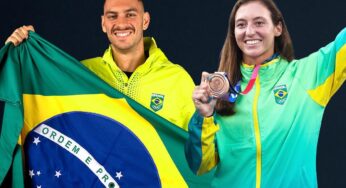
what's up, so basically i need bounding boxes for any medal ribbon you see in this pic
[232,53,279,96]
[239,64,260,95]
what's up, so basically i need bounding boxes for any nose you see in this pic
[115,16,128,27]
[245,25,255,36]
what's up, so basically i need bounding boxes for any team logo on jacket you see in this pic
[273,85,288,105]
[150,93,164,111]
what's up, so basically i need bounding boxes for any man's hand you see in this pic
[5,25,35,46]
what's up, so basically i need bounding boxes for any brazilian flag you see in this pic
[0,32,214,188]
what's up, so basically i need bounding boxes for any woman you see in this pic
[185,0,346,187]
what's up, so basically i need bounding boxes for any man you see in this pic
[6,0,195,130]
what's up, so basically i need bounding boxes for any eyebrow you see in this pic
[105,8,139,15]
[253,16,266,21]
[125,8,139,13]
[235,16,266,22]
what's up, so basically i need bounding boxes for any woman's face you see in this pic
[234,1,282,64]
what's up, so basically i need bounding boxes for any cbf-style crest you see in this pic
[150,93,164,111]
[273,85,288,105]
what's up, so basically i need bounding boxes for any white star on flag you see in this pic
[55,170,62,178]
[37,171,41,176]
[37,185,41,188]
[29,170,35,178]
[115,171,123,180]
[33,137,41,145]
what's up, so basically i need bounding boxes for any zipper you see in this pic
[253,76,262,188]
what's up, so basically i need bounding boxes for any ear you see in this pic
[274,21,282,37]
[143,12,150,31]
[101,15,107,33]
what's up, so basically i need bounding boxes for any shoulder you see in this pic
[148,48,189,73]
[152,57,192,78]
[81,57,103,66]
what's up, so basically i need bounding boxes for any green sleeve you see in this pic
[185,111,219,175]
[292,27,346,106]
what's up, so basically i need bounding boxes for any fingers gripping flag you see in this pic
[0,33,214,188]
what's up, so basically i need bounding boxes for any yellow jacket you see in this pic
[82,37,195,130]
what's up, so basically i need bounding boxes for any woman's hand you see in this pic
[192,72,217,117]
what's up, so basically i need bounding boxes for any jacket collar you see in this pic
[101,37,167,74]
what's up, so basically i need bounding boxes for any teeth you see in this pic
[115,32,131,37]
[246,40,260,45]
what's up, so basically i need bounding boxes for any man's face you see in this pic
[102,0,150,53]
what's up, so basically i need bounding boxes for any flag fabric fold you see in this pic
[0,32,213,188]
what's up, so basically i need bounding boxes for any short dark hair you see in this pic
[103,0,145,10]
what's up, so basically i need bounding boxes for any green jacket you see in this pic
[186,27,346,188]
